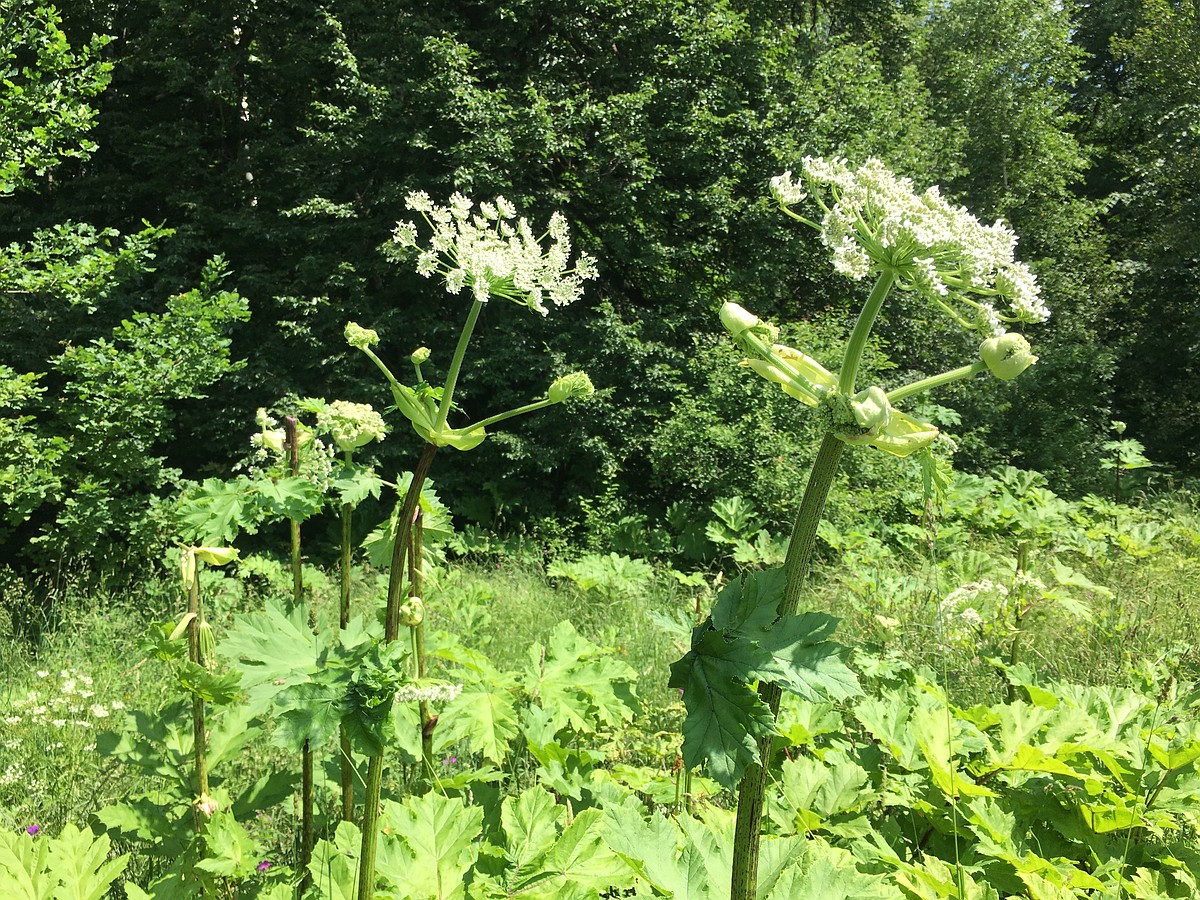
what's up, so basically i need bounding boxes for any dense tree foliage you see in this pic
[2,0,1196,582]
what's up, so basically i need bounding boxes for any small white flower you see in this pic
[89,704,109,719]
[959,607,984,628]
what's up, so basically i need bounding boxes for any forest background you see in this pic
[3,0,1198,594]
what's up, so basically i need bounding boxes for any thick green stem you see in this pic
[470,396,556,431]
[838,270,895,395]
[409,512,435,787]
[285,416,314,892]
[339,464,356,820]
[384,444,438,641]
[357,755,385,900]
[187,574,209,834]
[730,432,846,900]
[433,300,486,434]
[358,443,439,900]
[301,740,314,886]
[887,361,987,405]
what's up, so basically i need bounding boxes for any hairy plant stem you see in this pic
[285,417,315,896]
[187,573,209,834]
[358,442,439,900]
[729,431,845,900]
[407,512,436,788]
[730,269,895,900]
[339,493,355,821]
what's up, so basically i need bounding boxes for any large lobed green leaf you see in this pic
[670,568,860,789]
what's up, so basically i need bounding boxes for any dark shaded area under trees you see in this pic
[2,0,1197,586]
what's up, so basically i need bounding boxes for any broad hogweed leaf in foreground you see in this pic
[0,824,130,900]
[670,568,860,789]
[375,794,482,900]
[670,626,778,789]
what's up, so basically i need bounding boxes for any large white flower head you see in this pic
[389,192,598,316]
[771,157,1049,335]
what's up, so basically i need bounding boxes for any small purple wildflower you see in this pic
[442,756,458,766]
[257,860,271,872]
[26,825,40,835]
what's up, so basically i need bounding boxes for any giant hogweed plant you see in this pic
[345,191,597,899]
[668,157,1050,900]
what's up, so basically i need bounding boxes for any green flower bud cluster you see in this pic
[317,400,387,453]
[345,322,379,350]
[979,333,1037,381]
[548,372,595,403]
[398,597,424,627]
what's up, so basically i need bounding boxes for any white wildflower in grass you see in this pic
[958,607,985,629]
[394,682,463,704]
[936,579,1012,646]
[771,157,1049,336]
[389,191,598,316]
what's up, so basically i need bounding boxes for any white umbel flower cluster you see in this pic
[390,191,598,316]
[394,682,463,704]
[770,157,1049,335]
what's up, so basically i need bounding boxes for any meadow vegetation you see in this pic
[6,3,1200,898]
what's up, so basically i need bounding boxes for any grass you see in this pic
[2,482,1200,884]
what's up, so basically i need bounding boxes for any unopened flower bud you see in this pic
[980,333,1037,381]
[548,372,595,403]
[197,793,218,817]
[851,386,892,431]
[399,597,424,627]
[345,322,380,350]
[410,347,431,365]
[719,302,759,337]
[260,429,285,453]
